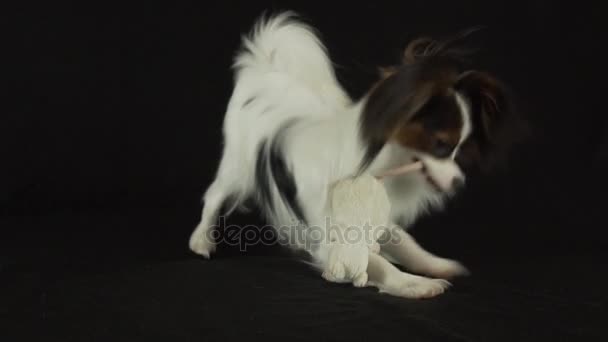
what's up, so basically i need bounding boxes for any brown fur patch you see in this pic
[389,92,463,158]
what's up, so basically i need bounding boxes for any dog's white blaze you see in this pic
[452,91,472,158]
[418,92,471,192]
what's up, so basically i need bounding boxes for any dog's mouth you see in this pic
[413,157,442,192]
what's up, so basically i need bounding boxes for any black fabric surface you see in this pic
[3,1,608,341]
[3,210,607,341]
[6,255,608,342]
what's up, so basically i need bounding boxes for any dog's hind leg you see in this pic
[189,181,229,258]
[189,147,248,258]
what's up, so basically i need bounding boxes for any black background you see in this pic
[3,1,607,341]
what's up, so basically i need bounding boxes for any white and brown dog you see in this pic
[189,12,519,298]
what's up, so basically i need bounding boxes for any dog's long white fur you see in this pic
[189,12,471,298]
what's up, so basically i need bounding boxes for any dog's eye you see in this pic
[432,138,454,159]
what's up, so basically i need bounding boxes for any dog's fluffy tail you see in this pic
[233,11,351,107]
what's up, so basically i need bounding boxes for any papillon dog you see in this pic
[189,12,520,298]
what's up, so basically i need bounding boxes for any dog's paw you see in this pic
[189,226,216,258]
[393,276,451,299]
[424,258,470,279]
[322,243,369,285]
[375,275,452,299]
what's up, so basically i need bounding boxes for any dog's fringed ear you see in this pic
[456,70,506,143]
[358,67,436,173]
[455,70,527,170]
[403,27,485,65]
[403,37,436,64]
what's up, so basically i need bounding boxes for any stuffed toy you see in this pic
[321,161,423,286]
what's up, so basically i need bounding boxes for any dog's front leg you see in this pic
[366,252,452,299]
[379,225,470,279]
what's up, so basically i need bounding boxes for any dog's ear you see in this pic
[403,27,484,65]
[361,67,436,142]
[455,70,528,170]
[358,66,437,173]
[403,37,436,64]
[456,70,507,145]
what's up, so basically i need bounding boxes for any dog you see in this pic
[189,12,520,298]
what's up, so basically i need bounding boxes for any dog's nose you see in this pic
[451,177,465,191]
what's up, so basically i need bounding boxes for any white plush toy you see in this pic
[321,161,423,286]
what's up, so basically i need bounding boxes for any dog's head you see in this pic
[359,31,524,194]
